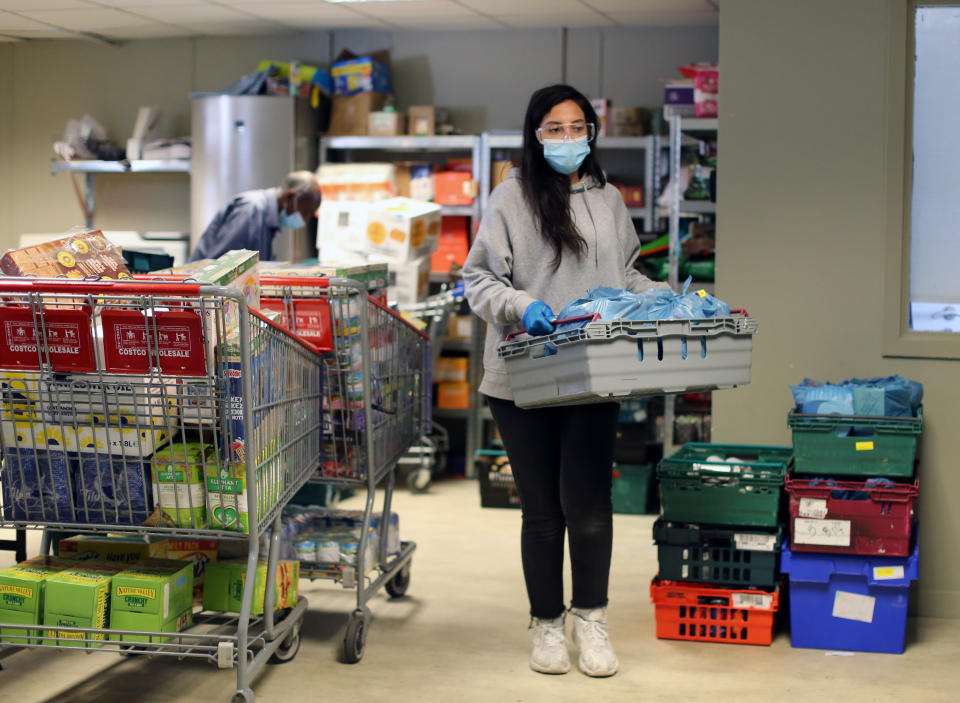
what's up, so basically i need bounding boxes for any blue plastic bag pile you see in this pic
[554,277,731,333]
[790,376,923,417]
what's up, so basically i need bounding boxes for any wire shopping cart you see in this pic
[395,283,465,492]
[0,278,324,703]
[260,275,430,663]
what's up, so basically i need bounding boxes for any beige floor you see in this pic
[0,477,957,703]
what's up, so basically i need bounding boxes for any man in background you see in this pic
[190,170,321,261]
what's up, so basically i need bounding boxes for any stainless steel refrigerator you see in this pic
[190,95,319,262]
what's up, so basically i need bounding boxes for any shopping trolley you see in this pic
[395,283,464,492]
[260,275,430,662]
[0,277,324,703]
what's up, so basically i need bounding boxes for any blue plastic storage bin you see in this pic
[780,540,918,653]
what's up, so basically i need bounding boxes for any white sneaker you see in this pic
[570,607,619,677]
[529,615,570,674]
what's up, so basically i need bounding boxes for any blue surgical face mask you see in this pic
[543,137,591,175]
[280,210,306,229]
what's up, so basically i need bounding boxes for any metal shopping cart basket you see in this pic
[260,275,430,662]
[0,277,324,703]
[394,283,464,492]
[498,312,758,409]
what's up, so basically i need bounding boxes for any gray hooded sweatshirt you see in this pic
[463,170,670,401]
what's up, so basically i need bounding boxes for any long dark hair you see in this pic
[520,84,606,270]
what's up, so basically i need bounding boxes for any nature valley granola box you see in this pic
[42,561,125,648]
[109,559,193,643]
[57,535,168,564]
[0,556,77,644]
[202,559,298,615]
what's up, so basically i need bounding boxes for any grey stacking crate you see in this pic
[498,317,758,409]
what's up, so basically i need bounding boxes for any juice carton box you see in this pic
[202,559,298,615]
[43,561,126,647]
[165,539,218,606]
[58,535,168,564]
[0,556,77,644]
[109,559,194,643]
[151,442,214,528]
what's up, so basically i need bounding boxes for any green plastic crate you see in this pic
[612,464,654,514]
[653,519,783,588]
[657,443,792,527]
[787,407,922,478]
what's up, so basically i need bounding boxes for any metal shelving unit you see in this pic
[50,159,191,229]
[663,114,719,457]
[319,135,485,478]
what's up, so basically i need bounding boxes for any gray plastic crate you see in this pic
[498,317,757,409]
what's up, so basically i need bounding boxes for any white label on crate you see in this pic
[794,518,851,546]
[799,497,829,519]
[832,591,876,623]
[732,593,773,610]
[693,462,733,473]
[681,564,689,579]
[873,566,905,581]
[734,533,777,552]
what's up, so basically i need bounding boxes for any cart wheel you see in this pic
[385,562,411,599]
[342,612,367,664]
[230,688,254,703]
[407,467,431,493]
[269,622,301,665]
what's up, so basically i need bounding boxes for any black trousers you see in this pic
[487,395,619,619]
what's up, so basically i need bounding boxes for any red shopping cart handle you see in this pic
[505,313,600,342]
[0,277,204,295]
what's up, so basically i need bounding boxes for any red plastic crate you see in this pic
[786,474,918,556]
[650,578,780,646]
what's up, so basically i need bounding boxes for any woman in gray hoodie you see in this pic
[463,84,668,678]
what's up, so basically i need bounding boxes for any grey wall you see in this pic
[0,25,717,247]
[717,0,958,617]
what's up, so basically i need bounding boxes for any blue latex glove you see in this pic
[522,301,556,336]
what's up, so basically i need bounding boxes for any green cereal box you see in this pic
[109,559,194,643]
[202,559,298,615]
[152,442,214,528]
[43,562,126,648]
[58,535,168,563]
[0,556,77,644]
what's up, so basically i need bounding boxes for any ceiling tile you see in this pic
[92,1,222,6]
[173,19,278,36]
[456,0,587,15]
[97,23,197,39]
[585,0,717,19]
[0,1,95,9]
[347,0,479,20]
[607,10,717,26]
[0,13,62,30]
[19,8,159,30]
[234,2,387,27]
[120,5,253,22]
[387,16,503,29]
[499,14,614,28]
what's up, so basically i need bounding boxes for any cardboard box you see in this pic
[664,81,696,117]
[445,315,473,341]
[0,230,131,279]
[394,162,433,201]
[430,215,469,273]
[364,197,441,263]
[317,162,395,202]
[433,171,476,206]
[0,556,77,644]
[490,161,513,192]
[590,98,609,137]
[202,559,299,615]
[387,256,430,305]
[368,111,406,136]
[58,535,168,563]
[190,249,260,334]
[110,559,194,643]
[610,107,651,137]
[165,539,218,606]
[331,52,391,96]
[408,106,436,136]
[694,69,718,118]
[317,200,370,256]
[152,442,213,528]
[435,357,468,383]
[437,382,470,409]
[2,419,171,458]
[328,93,388,136]
[43,562,126,647]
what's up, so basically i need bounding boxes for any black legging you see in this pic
[486,395,619,620]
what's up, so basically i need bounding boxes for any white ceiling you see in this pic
[0,0,718,42]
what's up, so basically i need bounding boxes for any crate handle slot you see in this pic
[657,338,664,361]
[700,337,707,358]
[681,337,687,360]
[637,339,643,362]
